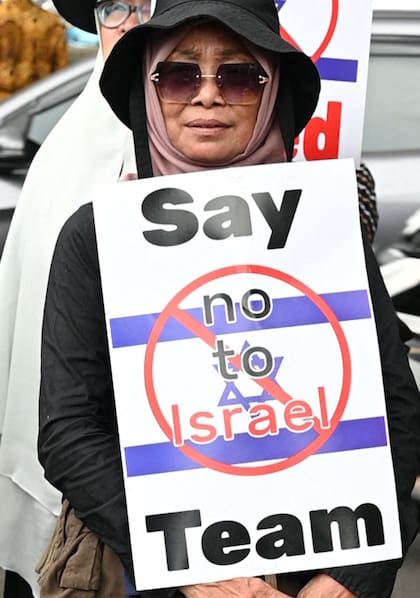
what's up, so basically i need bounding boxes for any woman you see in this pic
[38,1,420,597]
[53,0,153,58]
[0,2,151,596]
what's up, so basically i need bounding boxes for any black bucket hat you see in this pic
[52,0,97,33]
[100,0,321,175]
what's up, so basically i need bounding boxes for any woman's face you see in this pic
[99,0,152,58]
[159,23,264,164]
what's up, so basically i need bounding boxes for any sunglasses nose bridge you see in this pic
[192,73,225,105]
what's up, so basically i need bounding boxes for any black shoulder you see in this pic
[57,202,95,244]
[53,202,99,274]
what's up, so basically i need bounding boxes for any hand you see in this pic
[297,574,358,597]
[181,577,293,598]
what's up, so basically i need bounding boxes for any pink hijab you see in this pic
[144,22,286,176]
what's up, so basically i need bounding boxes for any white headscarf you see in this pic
[0,51,134,595]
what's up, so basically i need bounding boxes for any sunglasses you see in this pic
[95,1,151,28]
[150,61,269,105]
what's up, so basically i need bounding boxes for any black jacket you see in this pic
[39,203,420,598]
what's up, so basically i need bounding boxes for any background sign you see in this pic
[93,159,400,590]
[276,0,373,163]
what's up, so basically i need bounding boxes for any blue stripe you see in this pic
[110,290,371,348]
[124,417,387,476]
[316,57,359,82]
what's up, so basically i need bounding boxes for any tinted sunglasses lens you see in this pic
[151,62,267,104]
[218,64,266,104]
[154,62,200,102]
[98,2,129,27]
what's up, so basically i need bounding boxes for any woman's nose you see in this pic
[191,76,226,107]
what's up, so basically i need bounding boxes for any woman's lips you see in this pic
[187,119,229,131]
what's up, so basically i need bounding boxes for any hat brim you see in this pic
[53,0,97,33]
[100,1,320,137]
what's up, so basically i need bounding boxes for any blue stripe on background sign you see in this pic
[110,289,371,348]
[316,57,358,82]
[124,416,387,476]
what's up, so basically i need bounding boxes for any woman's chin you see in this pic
[183,146,241,165]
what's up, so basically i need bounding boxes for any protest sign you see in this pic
[93,159,400,590]
[276,0,373,163]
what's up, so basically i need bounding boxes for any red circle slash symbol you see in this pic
[144,265,351,476]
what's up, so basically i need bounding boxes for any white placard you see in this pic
[277,0,373,164]
[93,159,400,590]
